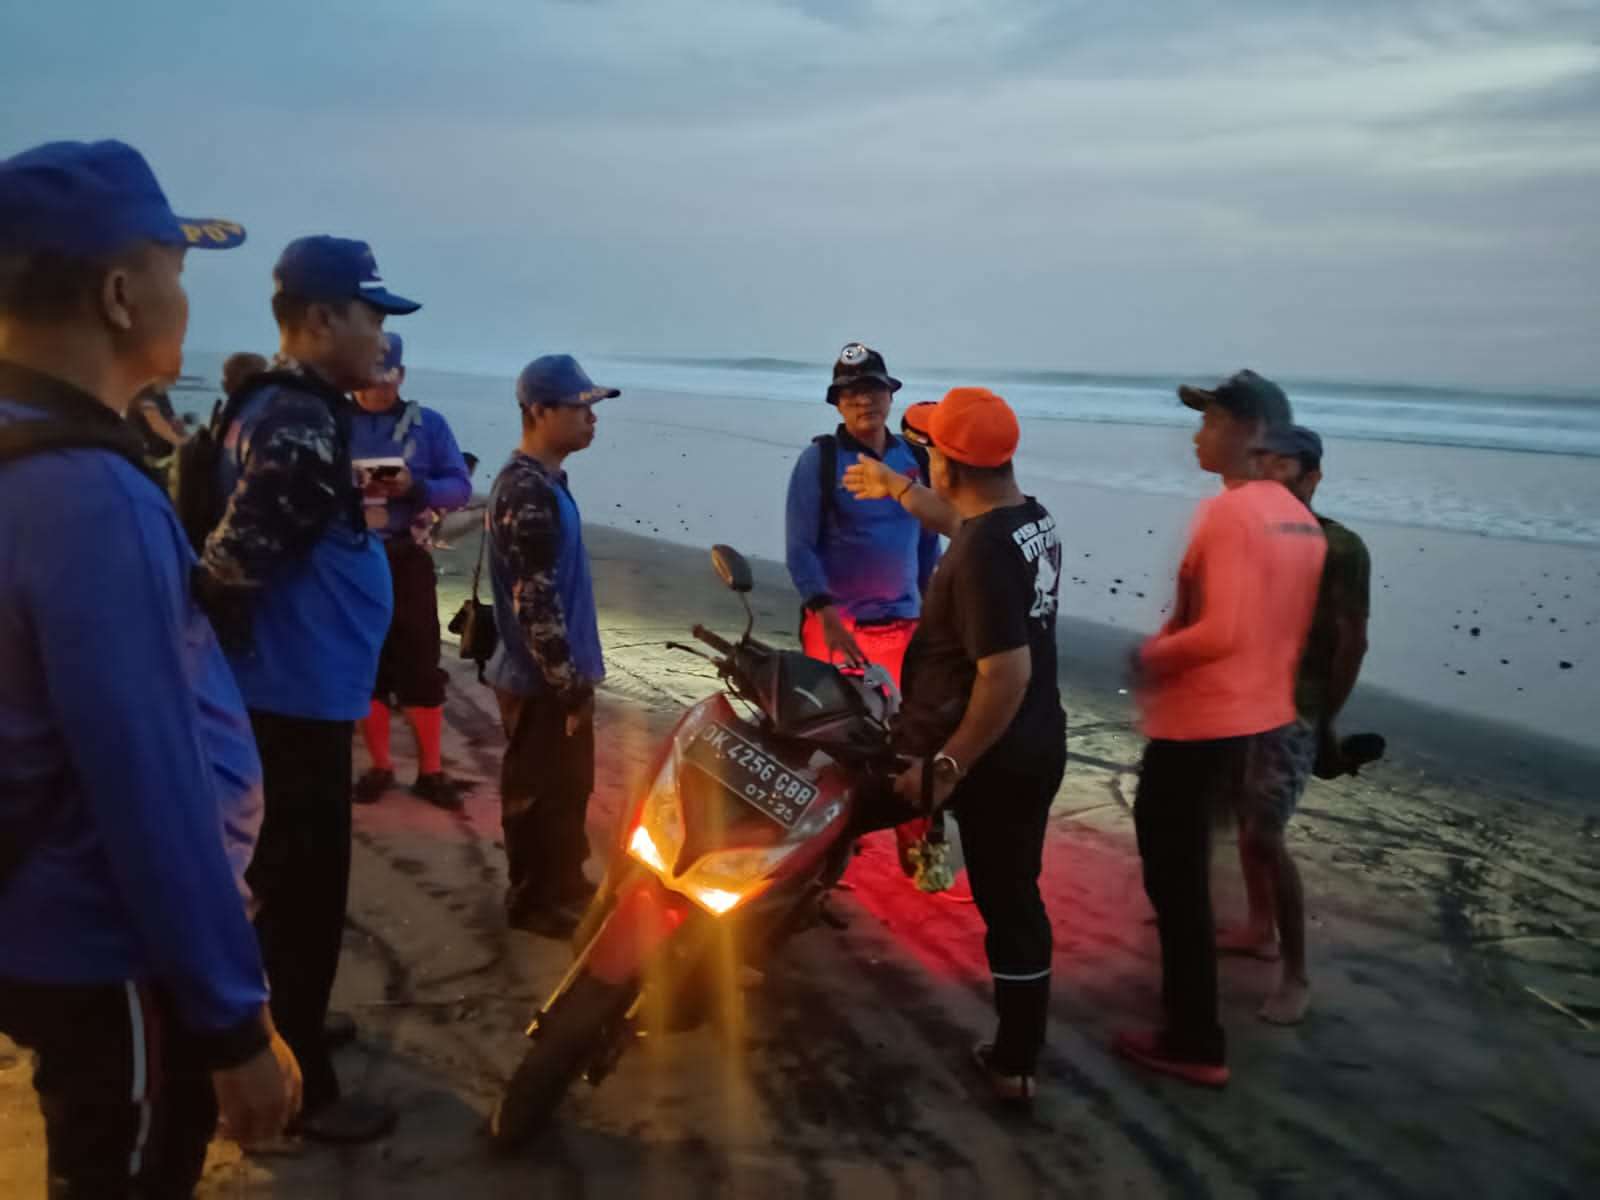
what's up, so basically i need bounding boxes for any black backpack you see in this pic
[801,431,930,635]
[171,369,362,556]
[0,411,155,892]
[812,430,929,535]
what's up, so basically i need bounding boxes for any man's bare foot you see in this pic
[1259,975,1311,1025]
[1216,925,1280,961]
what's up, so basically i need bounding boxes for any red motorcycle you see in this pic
[489,545,903,1150]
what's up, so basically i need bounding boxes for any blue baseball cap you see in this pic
[1255,424,1323,468]
[516,355,619,409]
[273,236,420,315]
[0,139,245,257]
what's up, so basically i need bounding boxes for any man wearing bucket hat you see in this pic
[861,388,1067,1107]
[786,342,942,875]
[198,234,422,1143]
[0,139,299,1192]
[785,341,940,682]
[484,355,616,938]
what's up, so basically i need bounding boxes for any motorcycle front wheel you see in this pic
[488,971,634,1153]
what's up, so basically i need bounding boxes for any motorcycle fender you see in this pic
[585,875,691,985]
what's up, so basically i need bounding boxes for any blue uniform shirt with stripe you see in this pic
[785,428,941,621]
[0,391,268,1039]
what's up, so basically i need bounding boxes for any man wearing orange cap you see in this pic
[847,388,1066,1106]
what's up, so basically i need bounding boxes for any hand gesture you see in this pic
[819,606,868,668]
[893,758,956,813]
[841,457,902,501]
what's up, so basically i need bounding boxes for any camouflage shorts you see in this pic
[1241,719,1316,835]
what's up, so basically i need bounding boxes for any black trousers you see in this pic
[372,540,446,708]
[949,741,1067,1076]
[245,711,353,1113]
[0,978,216,1198]
[495,689,593,917]
[1133,737,1249,1066]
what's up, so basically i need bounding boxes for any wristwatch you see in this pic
[932,752,964,784]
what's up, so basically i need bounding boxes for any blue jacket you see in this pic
[203,363,392,721]
[785,427,940,621]
[0,369,268,1055]
[484,452,604,704]
[348,398,471,541]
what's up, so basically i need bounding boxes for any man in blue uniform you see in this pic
[0,139,299,1195]
[349,332,472,808]
[201,235,417,1143]
[484,355,612,938]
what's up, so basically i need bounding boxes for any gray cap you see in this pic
[1179,369,1293,428]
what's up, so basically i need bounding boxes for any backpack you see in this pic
[0,412,155,892]
[172,368,364,557]
[812,431,929,535]
[801,432,930,636]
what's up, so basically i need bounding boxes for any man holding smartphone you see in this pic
[350,333,472,809]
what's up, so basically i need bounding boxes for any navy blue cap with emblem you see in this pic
[0,139,245,256]
[516,355,620,409]
[1255,423,1323,469]
[273,236,420,315]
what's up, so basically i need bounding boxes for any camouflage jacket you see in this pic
[486,453,601,709]
[201,356,358,588]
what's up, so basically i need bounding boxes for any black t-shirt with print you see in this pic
[896,497,1065,765]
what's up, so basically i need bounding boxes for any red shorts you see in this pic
[799,612,916,688]
[800,612,926,851]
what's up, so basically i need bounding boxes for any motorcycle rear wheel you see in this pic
[488,972,633,1153]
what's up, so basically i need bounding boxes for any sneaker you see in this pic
[971,1042,1036,1108]
[295,1094,398,1145]
[412,772,465,812]
[507,904,580,940]
[352,768,394,806]
[1112,1030,1230,1089]
[556,872,599,907]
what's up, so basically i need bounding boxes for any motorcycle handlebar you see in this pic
[691,624,735,656]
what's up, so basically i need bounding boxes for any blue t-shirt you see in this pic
[785,428,941,621]
[0,380,267,1037]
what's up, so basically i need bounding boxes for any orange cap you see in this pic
[905,388,1018,467]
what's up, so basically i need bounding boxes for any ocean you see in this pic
[175,352,1600,548]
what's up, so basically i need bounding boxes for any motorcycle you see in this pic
[489,544,906,1150]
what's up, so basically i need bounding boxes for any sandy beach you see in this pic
[387,373,1600,754]
[3,517,1595,1197]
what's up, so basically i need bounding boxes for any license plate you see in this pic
[684,722,819,829]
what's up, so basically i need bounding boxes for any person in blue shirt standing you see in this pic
[349,332,472,809]
[786,342,940,685]
[0,139,300,1195]
[786,342,941,872]
[199,235,418,1144]
[484,355,613,939]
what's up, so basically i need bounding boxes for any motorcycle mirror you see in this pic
[710,544,754,594]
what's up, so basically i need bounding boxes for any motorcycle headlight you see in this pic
[627,755,686,875]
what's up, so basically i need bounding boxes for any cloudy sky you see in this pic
[4,0,1597,390]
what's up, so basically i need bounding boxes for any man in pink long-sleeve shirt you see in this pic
[1114,370,1325,1088]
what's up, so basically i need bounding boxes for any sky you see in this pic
[3,0,1598,391]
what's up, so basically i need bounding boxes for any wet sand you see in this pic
[1,524,1596,1197]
